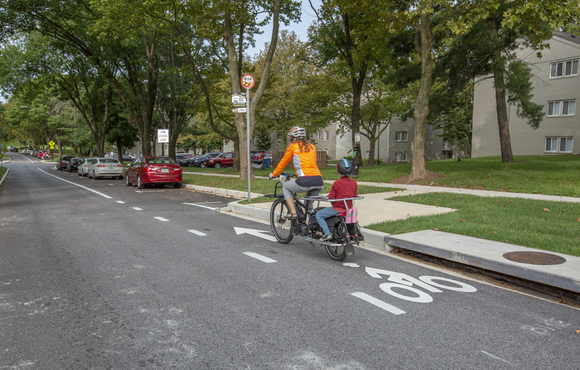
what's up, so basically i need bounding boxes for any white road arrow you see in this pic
[234,227,278,242]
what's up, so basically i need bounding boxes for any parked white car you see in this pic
[88,158,124,179]
[78,158,96,177]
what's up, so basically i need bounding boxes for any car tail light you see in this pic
[116,164,121,167]
[97,164,105,167]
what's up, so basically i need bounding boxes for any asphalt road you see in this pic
[1,153,579,369]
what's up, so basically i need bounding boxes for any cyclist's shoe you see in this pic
[320,234,333,242]
[285,213,299,219]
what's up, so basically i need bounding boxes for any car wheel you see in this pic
[200,162,206,168]
[119,175,124,180]
[137,175,144,189]
[214,162,221,168]
[125,174,132,186]
[174,182,182,189]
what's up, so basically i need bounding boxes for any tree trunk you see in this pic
[116,137,123,165]
[368,134,376,166]
[408,11,434,182]
[492,55,514,163]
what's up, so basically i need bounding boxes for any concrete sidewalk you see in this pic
[186,179,580,298]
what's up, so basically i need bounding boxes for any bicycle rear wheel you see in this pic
[325,221,348,261]
[270,198,293,244]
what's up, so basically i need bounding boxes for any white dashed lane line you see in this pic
[188,230,207,236]
[133,207,143,211]
[154,217,170,222]
[243,252,277,264]
[117,200,125,204]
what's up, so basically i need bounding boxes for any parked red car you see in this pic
[205,152,234,168]
[252,151,266,163]
[125,156,182,189]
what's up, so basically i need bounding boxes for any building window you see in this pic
[318,130,330,141]
[546,137,573,153]
[395,131,408,141]
[395,152,407,162]
[548,100,575,116]
[324,130,329,141]
[550,60,579,78]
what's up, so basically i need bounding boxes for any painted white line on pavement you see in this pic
[351,292,406,315]
[154,217,169,222]
[183,202,220,211]
[39,168,112,199]
[117,201,125,204]
[188,230,207,236]
[243,252,277,264]
[133,207,143,211]
[481,351,514,365]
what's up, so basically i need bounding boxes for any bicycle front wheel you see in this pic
[270,198,293,244]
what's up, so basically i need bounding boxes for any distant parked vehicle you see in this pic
[56,155,75,170]
[108,154,136,162]
[125,156,182,189]
[67,158,84,172]
[198,152,223,168]
[176,153,196,167]
[88,158,124,179]
[205,152,234,168]
[252,151,266,163]
[78,158,96,176]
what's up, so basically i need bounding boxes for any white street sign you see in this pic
[158,129,169,143]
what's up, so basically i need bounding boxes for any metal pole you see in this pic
[246,87,251,201]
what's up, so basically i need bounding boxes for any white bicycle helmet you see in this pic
[288,126,306,139]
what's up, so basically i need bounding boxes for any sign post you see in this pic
[241,74,255,201]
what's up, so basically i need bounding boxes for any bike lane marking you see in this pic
[350,292,406,315]
[243,252,277,264]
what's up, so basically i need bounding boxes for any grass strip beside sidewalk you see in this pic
[182,173,396,201]
[369,193,580,256]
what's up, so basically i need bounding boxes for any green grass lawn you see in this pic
[0,166,7,177]
[369,193,580,256]
[181,172,393,200]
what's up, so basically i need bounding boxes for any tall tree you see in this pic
[308,0,396,166]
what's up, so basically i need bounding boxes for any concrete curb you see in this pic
[0,168,9,188]
[182,184,263,200]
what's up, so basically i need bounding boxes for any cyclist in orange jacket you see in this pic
[269,126,324,219]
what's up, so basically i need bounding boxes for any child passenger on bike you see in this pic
[316,158,357,242]
[268,126,324,219]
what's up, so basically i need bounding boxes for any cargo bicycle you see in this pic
[267,173,364,261]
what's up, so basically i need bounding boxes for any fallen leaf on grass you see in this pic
[562,209,567,212]
[460,219,466,223]
[433,228,439,231]
[543,208,550,212]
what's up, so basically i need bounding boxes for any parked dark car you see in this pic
[67,157,84,172]
[176,153,196,167]
[125,156,182,189]
[206,152,234,168]
[198,152,223,168]
[56,155,76,170]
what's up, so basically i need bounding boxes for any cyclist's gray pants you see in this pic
[282,179,323,201]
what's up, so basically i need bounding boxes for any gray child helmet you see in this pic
[336,158,354,176]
